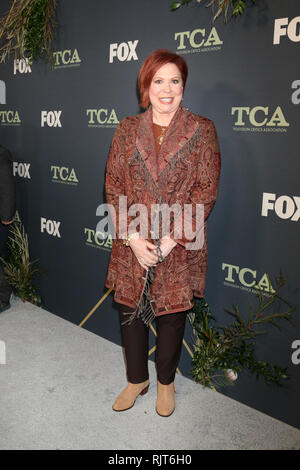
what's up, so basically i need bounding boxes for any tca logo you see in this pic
[13,162,31,179]
[231,106,289,127]
[174,27,223,50]
[51,166,79,183]
[41,218,61,238]
[13,58,32,75]
[109,40,138,63]
[273,16,300,44]
[0,111,21,124]
[85,228,112,249]
[262,193,300,222]
[53,49,81,67]
[41,111,62,127]
[222,263,275,293]
[86,109,119,125]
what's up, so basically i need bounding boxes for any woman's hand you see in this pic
[1,219,14,225]
[129,238,159,270]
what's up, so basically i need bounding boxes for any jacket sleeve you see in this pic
[169,120,221,248]
[105,119,135,239]
[0,147,16,222]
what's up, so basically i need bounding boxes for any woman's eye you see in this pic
[154,80,162,84]
[173,80,179,84]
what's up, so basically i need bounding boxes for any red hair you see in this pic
[138,49,188,109]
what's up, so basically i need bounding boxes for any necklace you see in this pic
[158,126,167,145]
[155,124,168,146]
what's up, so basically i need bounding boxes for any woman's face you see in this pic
[148,62,183,118]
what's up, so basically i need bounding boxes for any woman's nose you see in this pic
[163,82,171,92]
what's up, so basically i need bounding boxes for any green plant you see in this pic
[0,0,58,64]
[0,222,43,304]
[188,269,295,390]
[171,0,258,22]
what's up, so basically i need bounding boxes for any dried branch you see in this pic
[171,0,258,22]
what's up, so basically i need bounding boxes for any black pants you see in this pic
[119,304,189,385]
[0,224,12,304]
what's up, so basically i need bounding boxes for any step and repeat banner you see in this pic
[0,0,299,428]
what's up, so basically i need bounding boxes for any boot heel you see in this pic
[140,384,149,396]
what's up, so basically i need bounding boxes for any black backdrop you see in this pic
[0,0,299,429]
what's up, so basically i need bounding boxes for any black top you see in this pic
[0,145,16,222]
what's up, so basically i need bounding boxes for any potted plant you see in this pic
[188,270,295,390]
[0,221,42,304]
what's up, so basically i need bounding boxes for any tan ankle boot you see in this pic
[156,380,175,417]
[112,379,150,412]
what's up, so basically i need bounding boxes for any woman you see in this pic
[105,49,221,417]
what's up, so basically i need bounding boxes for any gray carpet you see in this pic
[0,295,299,450]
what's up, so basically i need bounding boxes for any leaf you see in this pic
[171,2,182,10]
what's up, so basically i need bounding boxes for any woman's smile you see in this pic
[159,97,174,104]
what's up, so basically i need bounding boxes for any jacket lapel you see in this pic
[136,106,158,180]
[136,105,199,183]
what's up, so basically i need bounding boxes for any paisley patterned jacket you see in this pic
[104,105,221,317]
